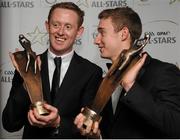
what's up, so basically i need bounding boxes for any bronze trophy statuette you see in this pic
[81,33,150,128]
[13,34,49,115]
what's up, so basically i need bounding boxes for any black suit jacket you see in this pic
[2,50,102,138]
[100,54,180,138]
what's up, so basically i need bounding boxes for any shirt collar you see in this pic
[48,49,74,63]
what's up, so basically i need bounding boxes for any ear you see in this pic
[76,26,84,38]
[120,26,130,41]
[45,21,50,33]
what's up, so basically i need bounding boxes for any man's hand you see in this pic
[74,108,101,138]
[28,103,60,128]
[120,53,147,92]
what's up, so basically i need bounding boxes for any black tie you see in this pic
[51,57,61,102]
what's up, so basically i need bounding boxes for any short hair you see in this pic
[48,2,84,27]
[98,7,142,43]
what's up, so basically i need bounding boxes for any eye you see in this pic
[100,31,105,37]
[51,22,60,29]
[65,24,72,30]
[98,28,105,37]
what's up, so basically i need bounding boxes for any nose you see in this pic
[57,26,65,35]
[94,33,101,45]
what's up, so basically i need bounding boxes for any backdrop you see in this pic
[0,0,179,138]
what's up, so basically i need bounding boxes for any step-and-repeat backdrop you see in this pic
[0,0,179,138]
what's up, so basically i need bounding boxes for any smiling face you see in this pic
[45,8,84,56]
[95,7,142,62]
[94,18,127,62]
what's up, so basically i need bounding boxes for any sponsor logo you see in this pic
[0,0,34,8]
[0,63,14,83]
[143,20,178,45]
[1,69,14,83]
[91,0,127,8]
[41,0,128,8]
[145,31,176,45]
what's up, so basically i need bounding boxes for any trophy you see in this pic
[81,33,150,127]
[13,34,49,115]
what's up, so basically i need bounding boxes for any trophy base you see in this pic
[81,107,102,129]
[31,101,49,116]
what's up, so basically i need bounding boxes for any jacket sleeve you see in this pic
[2,70,31,132]
[121,64,180,137]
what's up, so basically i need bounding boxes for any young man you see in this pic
[74,7,180,138]
[2,2,102,138]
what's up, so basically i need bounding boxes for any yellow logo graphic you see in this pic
[27,26,47,46]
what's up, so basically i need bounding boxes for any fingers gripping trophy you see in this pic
[81,33,150,129]
[12,34,49,115]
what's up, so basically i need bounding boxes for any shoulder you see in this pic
[73,52,102,72]
[39,49,48,57]
[149,57,178,71]
[145,55,180,76]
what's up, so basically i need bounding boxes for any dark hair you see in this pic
[48,2,84,27]
[98,7,142,43]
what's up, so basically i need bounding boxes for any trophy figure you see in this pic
[81,33,150,127]
[13,34,49,115]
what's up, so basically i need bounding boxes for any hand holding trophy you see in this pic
[10,34,49,115]
[80,33,150,132]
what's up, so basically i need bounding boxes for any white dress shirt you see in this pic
[111,85,123,114]
[47,49,74,90]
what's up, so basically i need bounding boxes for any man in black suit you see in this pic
[2,2,102,138]
[74,7,180,138]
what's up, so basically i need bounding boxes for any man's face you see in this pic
[46,8,83,55]
[94,18,124,62]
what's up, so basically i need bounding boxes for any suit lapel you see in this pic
[102,99,114,123]
[40,50,51,104]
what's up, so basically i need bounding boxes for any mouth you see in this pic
[99,46,104,51]
[98,48,104,54]
[55,36,66,43]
